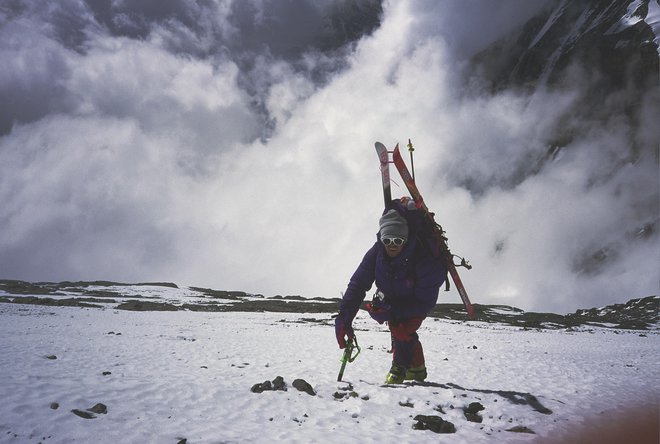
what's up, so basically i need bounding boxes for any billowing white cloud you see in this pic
[0,0,657,313]
[406,0,553,58]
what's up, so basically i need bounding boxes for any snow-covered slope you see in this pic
[0,281,658,442]
[0,303,657,443]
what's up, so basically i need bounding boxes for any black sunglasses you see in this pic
[381,237,406,247]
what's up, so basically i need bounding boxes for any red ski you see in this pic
[391,144,476,320]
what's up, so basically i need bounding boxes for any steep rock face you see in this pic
[470,0,658,145]
[472,0,659,93]
[463,1,659,278]
[464,0,660,182]
[572,295,659,329]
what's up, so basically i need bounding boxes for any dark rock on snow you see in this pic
[272,376,287,391]
[87,403,107,414]
[250,377,315,396]
[251,376,296,394]
[507,425,536,434]
[464,401,486,423]
[71,409,95,419]
[292,379,316,396]
[250,380,273,393]
[413,414,457,434]
[71,403,108,419]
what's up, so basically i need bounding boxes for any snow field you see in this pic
[0,304,657,443]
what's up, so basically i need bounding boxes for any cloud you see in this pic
[404,0,553,58]
[0,16,73,134]
[0,0,657,313]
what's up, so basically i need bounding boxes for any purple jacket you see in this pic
[339,203,447,322]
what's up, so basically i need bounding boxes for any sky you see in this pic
[0,0,658,313]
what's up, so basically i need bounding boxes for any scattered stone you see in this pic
[46,355,57,360]
[333,390,359,400]
[413,415,456,434]
[506,425,535,434]
[465,402,485,414]
[399,400,414,408]
[292,379,316,396]
[251,376,290,393]
[464,412,483,423]
[102,371,112,376]
[272,376,287,391]
[250,380,273,393]
[338,382,354,391]
[176,438,187,444]
[71,409,95,419]
[87,403,107,414]
[49,403,59,410]
[464,402,485,423]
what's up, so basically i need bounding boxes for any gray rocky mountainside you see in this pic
[466,0,658,184]
[467,0,658,180]
[470,0,658,93]
[463,0,659,281]
[0,280,657,331]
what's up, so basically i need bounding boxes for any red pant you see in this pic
[388,316,425,368]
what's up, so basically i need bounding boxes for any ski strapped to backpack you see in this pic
[337,335,360,382]
[374,141,476,320]
[375,142,392,208]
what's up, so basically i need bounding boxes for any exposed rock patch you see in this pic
[464,401,485,423]
[251,376,315,396]
[292,379,316,396]
[70,403,108,419]
[413,414,456,434]
[1,279,656,330]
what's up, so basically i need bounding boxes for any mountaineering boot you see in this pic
[404,365,427,382]
[385,363,406,384]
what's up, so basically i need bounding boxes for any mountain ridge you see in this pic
[0,279,656,331]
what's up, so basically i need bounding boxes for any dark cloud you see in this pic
[228,0,382,58]
[83,0,211,39]
[0,0,383,136]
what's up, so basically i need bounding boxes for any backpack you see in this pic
[386,196,454,290]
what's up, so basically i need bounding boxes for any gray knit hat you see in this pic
[379,209,408,240]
